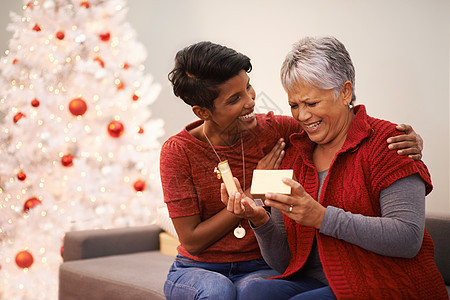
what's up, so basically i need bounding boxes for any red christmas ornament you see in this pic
[13,112,25,123]
[33,24,41,32]
[69,98,87,116]
[80,1,90,8]
[94,57,105,68]
[138,127,144,134]
[26,2,33,9]
[133,180,146,192]
[99,32,110,42]
[56,31,65,40]
[15,250,34,269]
[17,171,27,181]
[107,120,124,138]
[61,154,74,167]
[12,58,18,64]
[116,80,125,90]
[60,245,64,258]
[31,98,40,107]
[23,197,41,213]
[122,62,129,69]
[132,94,139,101]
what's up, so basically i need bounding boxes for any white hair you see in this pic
[281,36,356,104]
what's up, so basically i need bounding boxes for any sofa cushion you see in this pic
[426,213,450,285]
[59,251,174,300]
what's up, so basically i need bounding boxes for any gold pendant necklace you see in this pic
[203,124,246,239]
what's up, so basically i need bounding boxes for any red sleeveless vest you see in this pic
[276,105,447,299]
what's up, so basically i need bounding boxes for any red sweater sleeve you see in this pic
[366,118,433,196]
[160,139,199,218]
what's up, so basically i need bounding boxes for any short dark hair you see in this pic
[168,41,252,111]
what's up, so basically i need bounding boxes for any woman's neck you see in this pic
[192,122,240,146]
[319,109,354,152]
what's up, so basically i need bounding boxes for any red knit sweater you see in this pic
[278,105,448,299]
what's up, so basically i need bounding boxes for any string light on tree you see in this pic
[43,0,56,10]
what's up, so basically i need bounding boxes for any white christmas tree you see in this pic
[0,0,164,298]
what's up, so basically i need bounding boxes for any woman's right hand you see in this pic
[256,138,286,170]
[221,178,269,227]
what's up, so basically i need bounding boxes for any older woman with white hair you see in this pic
[222,36,448,299]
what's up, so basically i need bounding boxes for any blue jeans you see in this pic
[164,255,280,300]
[240,276,336,300]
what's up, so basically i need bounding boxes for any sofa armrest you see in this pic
[425,212,450,285]
[63,224,162,262]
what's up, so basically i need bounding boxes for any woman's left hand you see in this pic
[387,124,423,160]
[221,178,269,227]
[264,178,326,229]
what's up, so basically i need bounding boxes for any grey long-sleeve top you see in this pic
[252,172,426,282]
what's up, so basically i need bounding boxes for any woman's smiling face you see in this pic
[209,70,257,135]
[288,80,353,147]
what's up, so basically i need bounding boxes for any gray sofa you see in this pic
[425,213,450,297]
[59,214,450,299]
[59,225,173,299]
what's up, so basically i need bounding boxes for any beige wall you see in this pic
[1,0,449,213]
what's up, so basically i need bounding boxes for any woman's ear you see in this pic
[192,106,212,120]
[341,81,353,105]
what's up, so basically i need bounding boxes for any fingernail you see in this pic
[265,193,271,198]
[265,200,270,205]
[388,144,393,149]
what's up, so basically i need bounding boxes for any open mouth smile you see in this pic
[304,121,322,131]
[238,111,255,121]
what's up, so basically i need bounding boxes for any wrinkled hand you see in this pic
[264,178,326,229]
[220,178,268,226]
[256,138,285,170]
[387,124,423,160]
